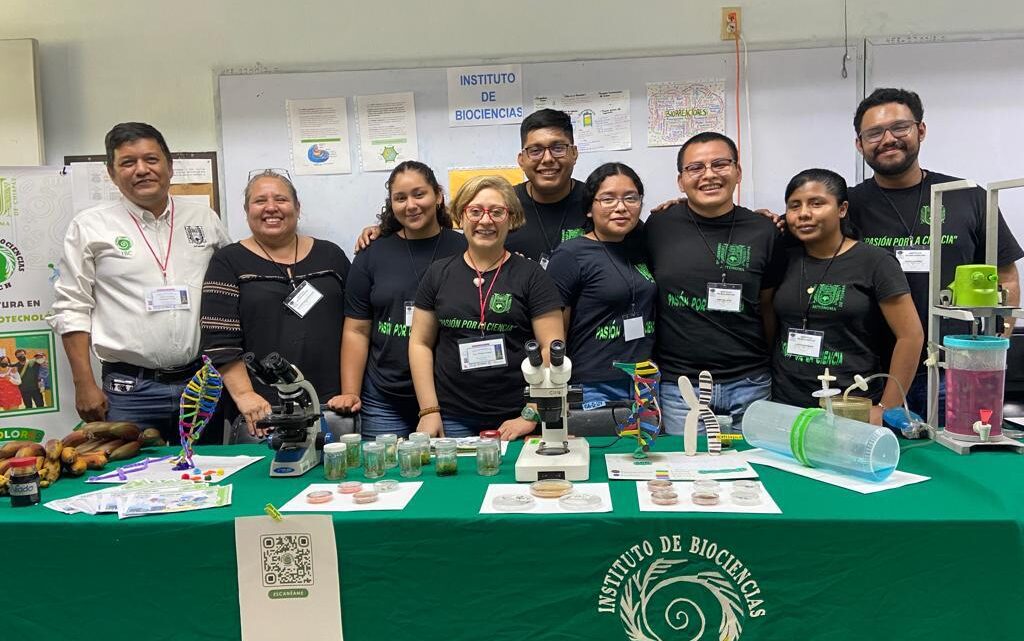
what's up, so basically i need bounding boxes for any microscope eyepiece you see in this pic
[261,352,298,384]
[549,339,565,367]
[525,340,543,367]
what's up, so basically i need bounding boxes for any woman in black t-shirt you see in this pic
[547,163,657,407]
[327,161,465,438]
[410,175,564,440]
[771,169,922,423]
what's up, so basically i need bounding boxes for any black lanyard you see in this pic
[592,233,637,309]
[873,169,927,245]
[798,238,846,329]
[527,181,573,254]
[253,236,299,289]
[402,232,442,284]
[686,205,738,283]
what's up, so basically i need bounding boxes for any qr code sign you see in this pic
[261,533,314,587]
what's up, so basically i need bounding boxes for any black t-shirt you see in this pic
[415,253,563,423]
[546,236,657,384]
[344,229,466,400]
[771,242,911,406]
[506,180,589,260]
[645,203,787,381]
[848,170,1023,369]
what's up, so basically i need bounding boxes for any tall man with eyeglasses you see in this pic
[646,132,786,434]
[49,122,230,441]
[848,88,1022,417]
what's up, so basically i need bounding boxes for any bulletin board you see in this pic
[217,46,861,251]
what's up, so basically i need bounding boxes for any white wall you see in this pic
[3,0,1024,166]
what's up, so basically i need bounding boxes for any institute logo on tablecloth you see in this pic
[597,534,766,640]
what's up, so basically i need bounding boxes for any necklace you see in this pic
[253,235,300,287]
[467,251,507,287]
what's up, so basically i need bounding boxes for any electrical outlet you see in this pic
[721,6,741,40]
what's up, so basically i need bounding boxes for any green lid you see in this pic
[942,334,1009,350]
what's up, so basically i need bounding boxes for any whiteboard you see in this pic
[866,35,1024,272]
[218,47,859,252]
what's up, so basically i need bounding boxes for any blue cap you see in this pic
[942,334,1009,350]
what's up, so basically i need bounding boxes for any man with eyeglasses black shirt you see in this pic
[847,87,1023,417]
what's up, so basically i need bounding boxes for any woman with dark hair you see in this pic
[771,168,922,423]
[327,161,465,437]
[546,162,656,406]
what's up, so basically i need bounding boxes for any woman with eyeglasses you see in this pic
[325,161,465,438]
[546,163,657,406]
[771,168,922,423]
[201,170,351,435]
[409,175,564,440]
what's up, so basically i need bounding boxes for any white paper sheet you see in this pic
[635,480,782,514]
[286,97,352,175]
[646,79,726,147]
[356,92,418,171]
[479,482,613,514]
[170,158,213,183]
[69,161,122,213]
[605,449,758,481]
[86,454,264,483]
[533,90,631,152]
[235,515,343,641]
[740,448,930,494]
[280,481,422,512]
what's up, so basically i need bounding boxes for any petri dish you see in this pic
[733,480,761,493]
[647,479,673,492]
[693,479,721,493]
[558,492,603,511]
[337,481,363,494]
[651,490,679,505]
[374,479,400,493]
[691,490,720,506]
[306,490,333,504]
[530,479,573,498]
[353,490,379,504]
[492,493,536,512]
[730,489,762,505]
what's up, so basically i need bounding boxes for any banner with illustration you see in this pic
[0,167,77,441]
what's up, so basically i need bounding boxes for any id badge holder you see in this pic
[786,328,825,358]
[284,280,324,318]
[404,300,416,327]
[895,247,930,273]
[539,252,551,270]
[145,285,191,312]
[458,334,508,371]
[707,282,742,312]
[622,307,645,342]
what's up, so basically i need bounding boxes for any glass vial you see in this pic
[8,457,40,507]
[434,438,458,476]
[340,433,362,469]
[475,438,501,476]
[397,441,422,478]
[362,441,385,479]
[408,432,431,466]
[376,434,398,469]
[322,442,348,481]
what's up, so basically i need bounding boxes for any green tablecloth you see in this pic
[2,437,1022,641]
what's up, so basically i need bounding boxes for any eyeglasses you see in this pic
[522,143,572,161]
[247,168,292,181]
[464,205,510,222]
[858,120,919,144]
[594,194,642,209]
[681,158,736,178]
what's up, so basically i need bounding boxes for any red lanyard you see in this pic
[469,251,507,333]
[129,199,175,283]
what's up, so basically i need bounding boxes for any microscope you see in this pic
[243,351,324,477]
[514,339,590,481]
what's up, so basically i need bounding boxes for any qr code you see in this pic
[261,533,314,587]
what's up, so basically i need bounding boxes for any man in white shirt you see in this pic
[49,122,230,441]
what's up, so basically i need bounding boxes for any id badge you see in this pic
[404,300,415,327]
[895,248,930,273]
[145,285,190,312]
[707,282,742,312]
[786,329,825,358]
[458,334,508,371]
[539,253,550,270]
[622,314,645,342]
[284,280,324,318]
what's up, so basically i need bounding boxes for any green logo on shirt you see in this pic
[489,293,512,314]
[562,228,585,242]
[115,236,133,256]
[919,205,947,225]
[811,283,845,311]
[634,263,654,282]
[716,243,751,271]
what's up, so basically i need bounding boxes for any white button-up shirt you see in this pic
[49,196,231,369]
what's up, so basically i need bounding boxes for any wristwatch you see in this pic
[521,406,541,423]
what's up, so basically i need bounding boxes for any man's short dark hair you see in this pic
[676,132,739,173]
[519,109,573,146]
[104,122,172,169]
[854,88,924,133]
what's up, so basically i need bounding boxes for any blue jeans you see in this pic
[103,370,224,445]
[659,370,772,436]
[580,381,633,409]
[442,414,515,438]
[906,370,946,424]
[358,378,419,439]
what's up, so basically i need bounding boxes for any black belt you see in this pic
[102,359,203,384]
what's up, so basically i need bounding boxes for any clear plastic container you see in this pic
[475,438,501,476]
[820,396,872,423]
[943,335,1008,441]
[362,441,385,479]
[434,438,458,476]
[742,399,900,481]
[322,442,348,481]
[376,434,399,469]
[340,434,362,469]
[408,432,431,466]
[397,441,422,478]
